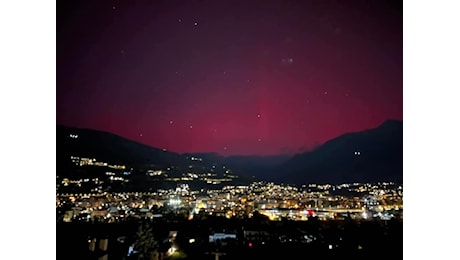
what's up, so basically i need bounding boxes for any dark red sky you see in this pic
[57,0,402,156]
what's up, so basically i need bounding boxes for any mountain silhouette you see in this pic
[57,125,186,168]
[183,153,291,179]
[57,120,402,185]
[56,126,254,186]
[275,120,403,184]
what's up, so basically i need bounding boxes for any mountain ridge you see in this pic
[57,120,402,184]
[276,119,402,184]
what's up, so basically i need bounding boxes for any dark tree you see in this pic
[133,223,159,260]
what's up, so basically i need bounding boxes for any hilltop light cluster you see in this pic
[57,182,402,223]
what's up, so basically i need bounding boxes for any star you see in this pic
[281,57,294,65]
[178,18,182,23]
[223,146,228,150]
[194,22,198,26]
[140,133,143,137]
[324,91,328,95]
[112,6,116,10]
[257,114,261,118]
[258,138,262,142]
[169,120,173,124]
[189,125,193,129]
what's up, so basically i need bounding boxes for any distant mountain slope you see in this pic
[57,120,403,185]
[184,153,291,179]
[57,125,185,167]
[276,120,403,184]
[223,155,291,179]
[56,126,255,185]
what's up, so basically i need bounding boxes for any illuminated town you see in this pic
[57,152,403,259]
[57,181,402,223]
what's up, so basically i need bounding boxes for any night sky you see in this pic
[57,0,402,156]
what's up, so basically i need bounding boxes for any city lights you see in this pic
[57,181,402,224]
